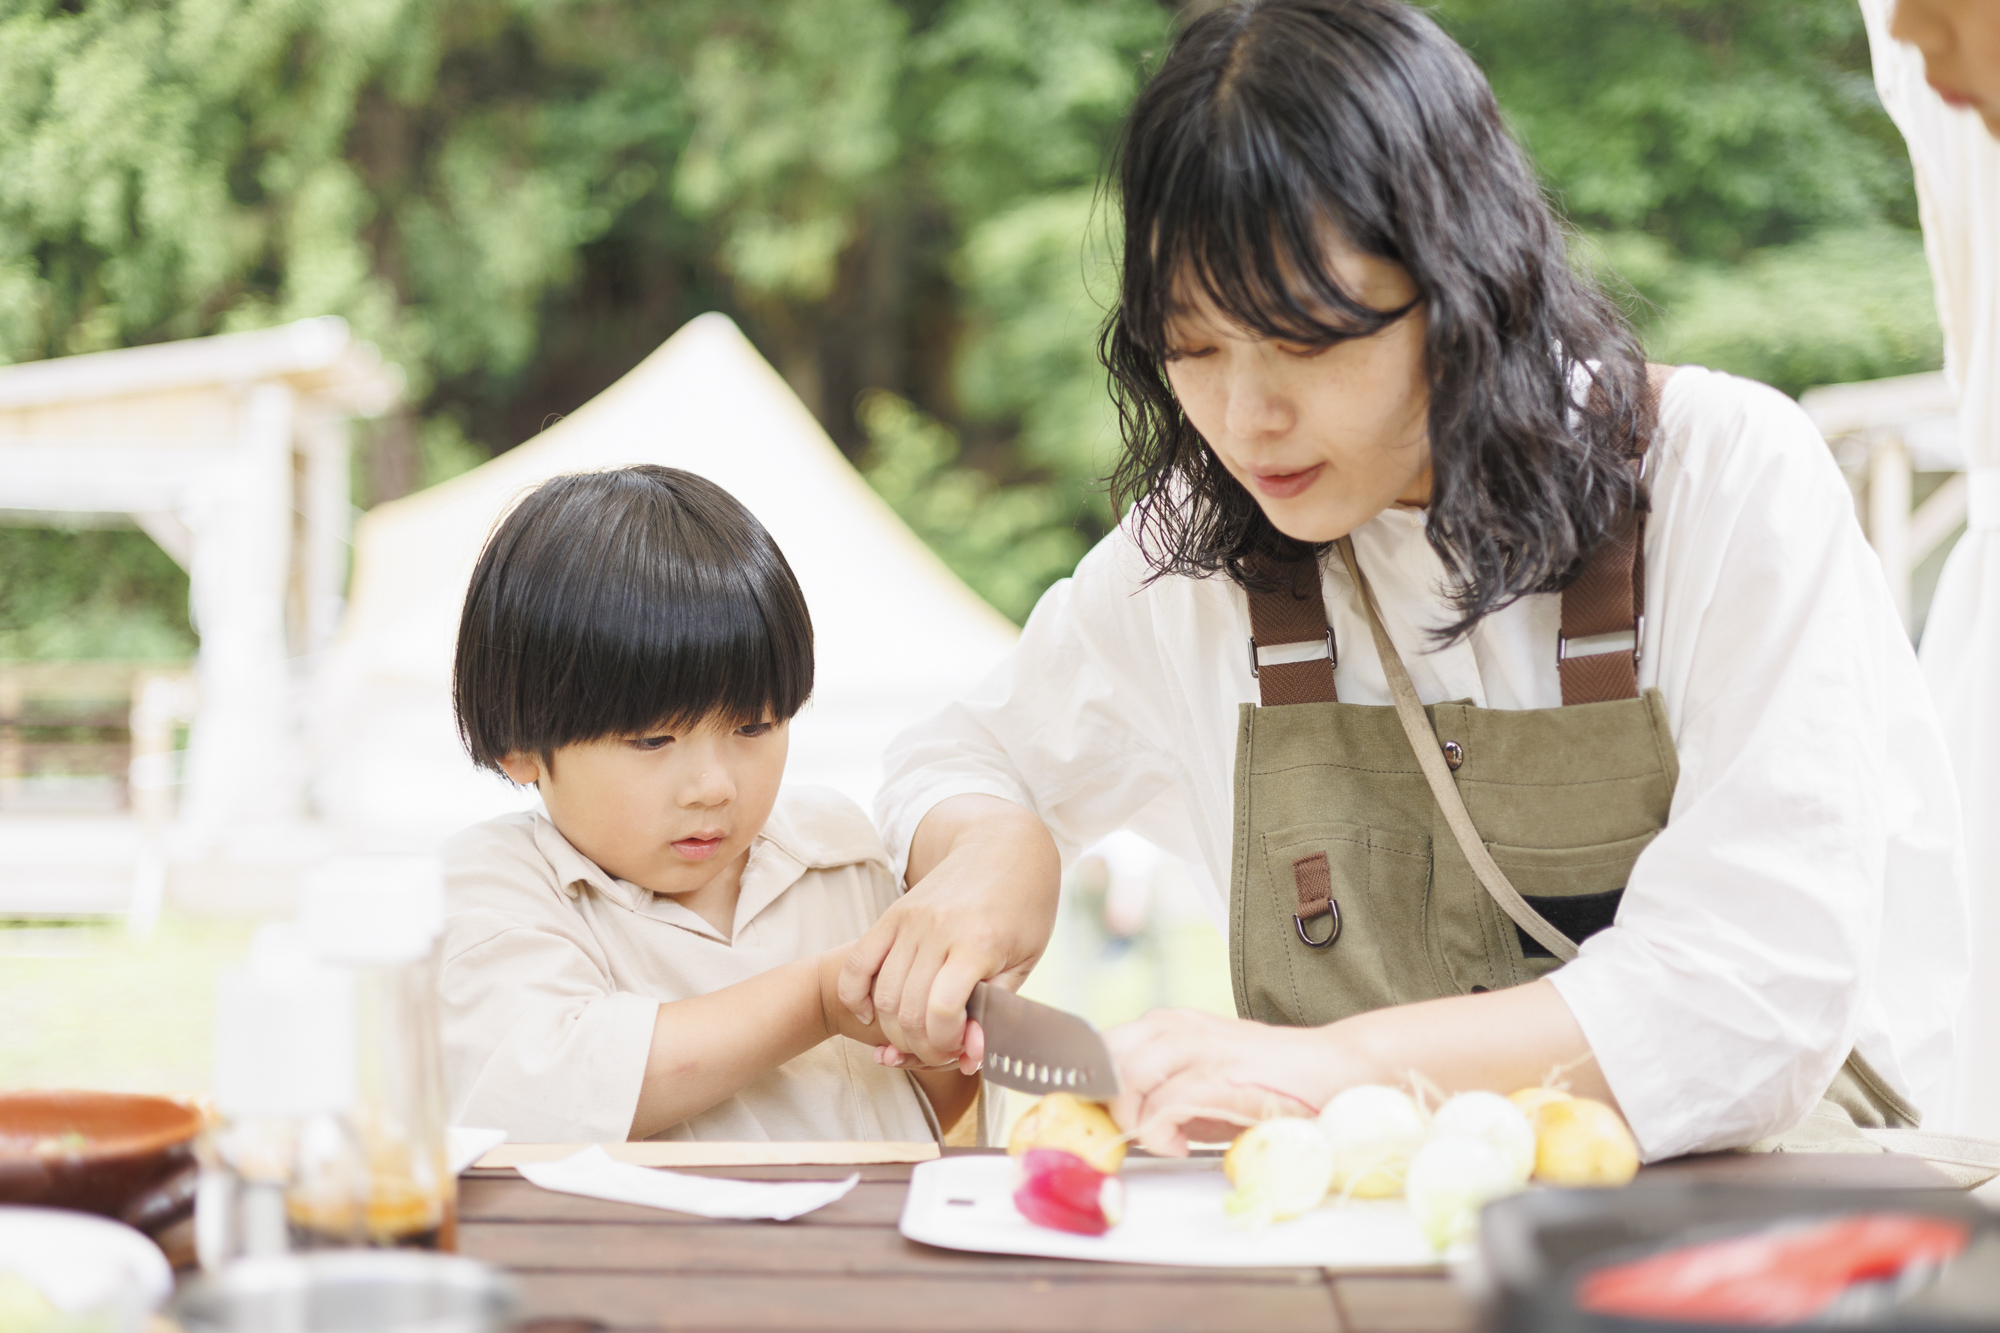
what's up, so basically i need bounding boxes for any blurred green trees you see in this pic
[0,0,1942,637]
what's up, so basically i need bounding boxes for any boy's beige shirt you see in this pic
[440,784,958,1144]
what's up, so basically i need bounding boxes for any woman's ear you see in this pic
[497,751,543,786]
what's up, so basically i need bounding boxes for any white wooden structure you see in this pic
[0,319,400,916]
[1801,370,1967,634]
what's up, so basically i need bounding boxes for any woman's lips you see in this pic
[671,836,725,861]
[1930,79,1978,110]
[1250,463,1325,500]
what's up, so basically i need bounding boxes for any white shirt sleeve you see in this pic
[1549,374,1968,1159]
[876,532,1205,879]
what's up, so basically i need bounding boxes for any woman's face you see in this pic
[1893,0,2000,137]
[1161,242,1431,544]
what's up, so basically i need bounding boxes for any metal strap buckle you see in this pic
[1248,628,1338,679]
[1557,615,1643,668]
[1294,901,1340,948]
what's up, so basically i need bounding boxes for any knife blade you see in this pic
[967,981,1122,1099]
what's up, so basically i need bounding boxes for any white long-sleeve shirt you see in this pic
[876,367,1968,1161]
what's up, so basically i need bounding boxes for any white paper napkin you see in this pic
[447,1126,508,1175]
[516,1145,860,1220]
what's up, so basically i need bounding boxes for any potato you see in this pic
[1007,1091,1127,1175]
[1531,1096,1639,1187]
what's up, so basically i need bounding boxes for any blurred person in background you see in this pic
[1892,0,2000,136]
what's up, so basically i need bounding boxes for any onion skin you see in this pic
[1014,1148,1122,1236]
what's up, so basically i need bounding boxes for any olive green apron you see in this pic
[1227,502,1949,1166]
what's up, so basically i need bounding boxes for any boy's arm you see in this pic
[628,946,928,1141]
[908,1065,983,1142]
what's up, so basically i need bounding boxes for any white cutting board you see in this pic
[899,1155,1441,1269]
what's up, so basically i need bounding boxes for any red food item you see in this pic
[1013,1148,1125,1237]
[1576,1212,1971,1325]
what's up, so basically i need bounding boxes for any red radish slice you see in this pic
[1013,1148,1122,1236]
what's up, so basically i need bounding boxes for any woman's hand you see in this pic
[837,795,1061,1065]
[1106,1009,1364,1155]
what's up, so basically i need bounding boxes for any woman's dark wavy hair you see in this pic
[454,465,813,776]
[1103,0,1651,638]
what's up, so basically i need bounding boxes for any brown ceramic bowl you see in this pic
[0,1090,204,1232]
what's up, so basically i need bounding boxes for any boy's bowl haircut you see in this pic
[452,466,814,775]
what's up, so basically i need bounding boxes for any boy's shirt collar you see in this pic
[527,788,888,942]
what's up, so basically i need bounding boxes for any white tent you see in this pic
[1863,1,2000,1137]
[314,313,1019,851]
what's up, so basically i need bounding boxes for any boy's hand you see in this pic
[837,795,1060,1065]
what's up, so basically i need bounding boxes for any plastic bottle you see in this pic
[298,856,455,1251]
[196,925,369,1268]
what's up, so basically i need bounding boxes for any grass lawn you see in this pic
[0,913,255,1096]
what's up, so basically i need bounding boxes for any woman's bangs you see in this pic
[1138,142,1402,352]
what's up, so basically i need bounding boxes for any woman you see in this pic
[844,0,1966,1163]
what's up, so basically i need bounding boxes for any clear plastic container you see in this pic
[197,926,370,1266]
[299,856,454,1252]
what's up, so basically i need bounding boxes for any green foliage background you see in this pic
[0,0,1942,644]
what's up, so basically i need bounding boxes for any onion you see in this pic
[1222,1116,1337,1227]
[1430,1091,1536,1187]
[1319,1085,1426,1198]
[1404,1134,1524,1252]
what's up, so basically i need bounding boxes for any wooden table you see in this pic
[458,1150,1956,1333]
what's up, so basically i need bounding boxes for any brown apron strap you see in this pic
[1336,536,1581,962]
[1557,364,1673,705]
[1244,555,1338,706]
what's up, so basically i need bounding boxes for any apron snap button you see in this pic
[1442,740,1465,770]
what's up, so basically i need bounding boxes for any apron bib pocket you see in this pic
[1246,823,1435,1027]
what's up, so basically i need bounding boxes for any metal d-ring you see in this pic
[1294,899,1340,948]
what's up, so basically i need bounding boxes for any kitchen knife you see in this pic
[967,981,1122,1099]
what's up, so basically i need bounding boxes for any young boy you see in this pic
[439,465,985,1144]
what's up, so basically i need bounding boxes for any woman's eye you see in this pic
[737,721,774,738]
[631,735,673,751]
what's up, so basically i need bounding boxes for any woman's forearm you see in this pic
[1110,980,1619,1156]
[905,792,1060,889]
[1317,980,1616,1109]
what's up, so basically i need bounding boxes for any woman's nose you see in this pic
[1221,363,1293,440]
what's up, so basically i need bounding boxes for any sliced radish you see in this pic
[1014,1148,1121,1236]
